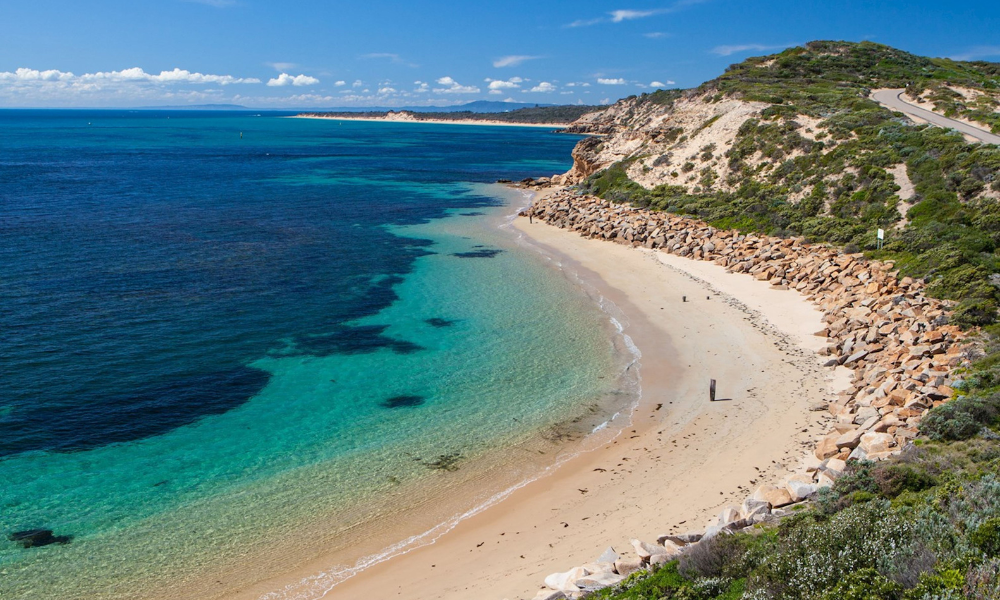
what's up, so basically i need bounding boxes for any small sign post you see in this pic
[876,228,884,251]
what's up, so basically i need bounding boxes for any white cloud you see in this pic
[650,80,674,87]
[266,62,297,71]
[610,9,657,22]
[433,76,480,94]
[0,68,76,82]
[566,17,604,28]
[600,97,611,104]
[378,87,397,94]
[710,43,788,56]
[487,78,523,95]
[597,78,626,85]
[951,46,1000,61]
[414,81,430,93]
[266,73,319,87]
[567,0,707,28]
[644,32,668,38]
[334,80,346,86]
[352,80,363,88]
[0,66,259,86]
[528,81,556,93]
[493,55,541,68]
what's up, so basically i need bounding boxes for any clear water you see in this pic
[0,112,637,599]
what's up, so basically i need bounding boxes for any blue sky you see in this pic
[1,0,998,108]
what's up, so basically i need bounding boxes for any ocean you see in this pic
[0,111,638,599]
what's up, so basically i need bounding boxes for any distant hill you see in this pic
[299,104,601,125]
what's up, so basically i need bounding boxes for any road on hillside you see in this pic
[872,88,1000,145]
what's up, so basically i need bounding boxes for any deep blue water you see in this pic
[0,110,580,457]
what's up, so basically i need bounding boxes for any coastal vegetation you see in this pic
[588,328,1000,599]
[570,41,1000,326]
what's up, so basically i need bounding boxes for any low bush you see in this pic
[920,393,1000,441]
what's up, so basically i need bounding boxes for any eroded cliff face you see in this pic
[562,92,770,191]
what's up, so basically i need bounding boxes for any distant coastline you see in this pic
[294,105,597,128]
[294,113,569,128]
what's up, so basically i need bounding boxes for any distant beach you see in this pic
[294,114,570,128]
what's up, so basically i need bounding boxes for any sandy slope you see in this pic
[314,199,840,600]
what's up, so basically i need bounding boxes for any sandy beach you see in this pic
[283,189,843,600]
[293,115,569,128]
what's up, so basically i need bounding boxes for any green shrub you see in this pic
[874,464,938,498]
[951,299,999,329]
[970,518,1000,558]
[920,393,1000,441]
[816,567,903,600]
[748,500,916,598]
[902,568,965,599]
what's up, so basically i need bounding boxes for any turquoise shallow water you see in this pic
[0,113,637,599]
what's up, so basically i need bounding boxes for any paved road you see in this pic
[872,88,1000,145]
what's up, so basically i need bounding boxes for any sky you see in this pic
[1,0,998,109]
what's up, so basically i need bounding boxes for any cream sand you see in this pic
[287,189,841,600]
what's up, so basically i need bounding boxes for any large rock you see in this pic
[717,506,741,526]
[740,498,770,520]
[545,567,589,592]
[575,571,626,591]
[658,532,702,546]
[533,591,568,600]
[786,479,818,502]
[752,484,794,508]
[595,547,619,564]
[835,428,865,450]
[631,539,669,560]
[614,558,644,576]
[815,433,841,460]
[859,431,896,455]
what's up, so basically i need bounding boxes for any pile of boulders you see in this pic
[522,190,971,600]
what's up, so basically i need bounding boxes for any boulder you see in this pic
[835,428,865,450]
[659,532,702,546]
[717,506,741,526]
[614,558,644,577]
[533,591,568,600]
[786,480,818,502]
[815,433,841,460]
[575,571,626,591]
[631,539,669,560]
[752,484,794,508]
[595,547,619,564]
[649,553,673,567]
[859,432,896,455]
[740,498,770,520]
[545,567,589,592]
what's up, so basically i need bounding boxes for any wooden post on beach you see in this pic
[529,213,533,224]
[710,379,716,402]
[683,296,687,302]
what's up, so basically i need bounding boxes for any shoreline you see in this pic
[292,115,569,128]
[317,187,838,599]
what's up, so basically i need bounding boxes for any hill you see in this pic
[545,41,1000,600]
[562,40,1000,328]
[298,104,600,125]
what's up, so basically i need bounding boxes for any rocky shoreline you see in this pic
[518,188,971,600]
